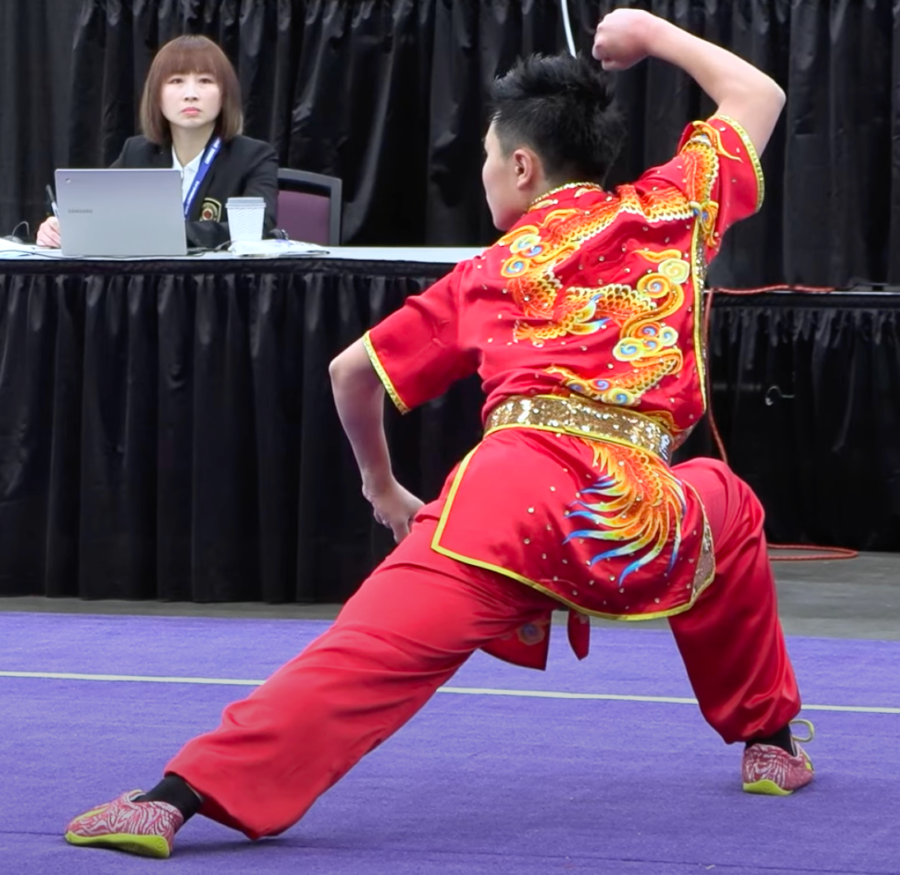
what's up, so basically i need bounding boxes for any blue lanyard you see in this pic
[183,136,222,218]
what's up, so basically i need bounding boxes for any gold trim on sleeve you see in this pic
[711,114,765,212]
[362,331,410,415]
[690,221,708,412]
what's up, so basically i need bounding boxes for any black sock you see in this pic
[135,775,202,820]
[745,724,794,754]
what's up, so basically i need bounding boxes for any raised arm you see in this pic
[593,8,785,155]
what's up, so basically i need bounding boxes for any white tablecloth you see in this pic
[0,239,483,264]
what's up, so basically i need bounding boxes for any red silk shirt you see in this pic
[364,117,762,664]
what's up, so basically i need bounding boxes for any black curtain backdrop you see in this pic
[2,0,898,287]
[2,0,900,602]
[0,0,79,243]
[3,259,900,602]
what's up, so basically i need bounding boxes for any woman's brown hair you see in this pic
[140,35,243,144]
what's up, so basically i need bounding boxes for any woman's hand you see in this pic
[36,217,61,248]
[592,8,661,71]
[363,477,424,544]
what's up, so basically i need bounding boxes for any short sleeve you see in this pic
[638,116,764,256]
[363,263,477,413]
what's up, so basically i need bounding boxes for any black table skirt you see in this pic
[1,259,897,602]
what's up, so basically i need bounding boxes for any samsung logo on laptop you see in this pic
[67,208,93,214]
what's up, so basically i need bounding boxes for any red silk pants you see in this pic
[167,458,799,838]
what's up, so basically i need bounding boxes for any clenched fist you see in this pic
[592,8,659,71]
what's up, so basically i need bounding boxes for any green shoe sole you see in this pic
[65,830,171,859]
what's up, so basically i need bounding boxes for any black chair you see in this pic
[276,168,342,246]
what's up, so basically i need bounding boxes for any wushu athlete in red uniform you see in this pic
[65,9,813,860]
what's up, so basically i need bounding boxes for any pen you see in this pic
[45,184,59,219]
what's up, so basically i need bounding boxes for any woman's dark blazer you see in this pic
[111,134,278,248]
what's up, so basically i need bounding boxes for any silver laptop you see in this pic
[55,168,187,257]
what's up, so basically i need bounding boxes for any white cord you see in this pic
[560,0,577,56]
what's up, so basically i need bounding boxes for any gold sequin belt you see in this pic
[484,395,673,463]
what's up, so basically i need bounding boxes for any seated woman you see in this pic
[37,35,278,250]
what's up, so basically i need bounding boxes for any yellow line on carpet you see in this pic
[1,670,898,715]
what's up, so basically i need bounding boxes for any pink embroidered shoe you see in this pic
[64,790,184,858]
[742,719,815,796]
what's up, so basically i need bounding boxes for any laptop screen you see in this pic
[55,168,187,257]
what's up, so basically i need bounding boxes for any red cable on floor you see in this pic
[701,285,858,562]
[711,283,837,295]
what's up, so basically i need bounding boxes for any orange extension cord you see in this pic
[702,285,857,562]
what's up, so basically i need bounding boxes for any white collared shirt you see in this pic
[172,147,204,204]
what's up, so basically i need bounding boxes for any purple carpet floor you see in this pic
[1,612,897,874]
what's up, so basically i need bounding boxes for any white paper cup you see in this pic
[226,197,266,242]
